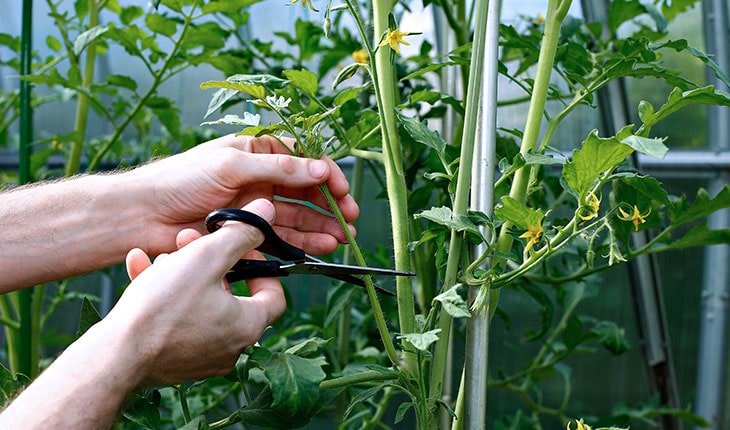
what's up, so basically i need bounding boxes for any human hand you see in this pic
[127,134,359,257]
[106,199,285,385]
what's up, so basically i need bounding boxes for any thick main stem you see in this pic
[428,0,491,409]
[66,0,99,176]
[371,0,417,375]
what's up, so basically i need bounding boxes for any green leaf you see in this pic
[620,135,668,158]
[0,34,20,52]
[120,6,144,25]
[123,390,161,430]
[201,0,263,14]
[286,338,330,357]
[178,416,208,430]
[395,402,413,424]
[401,61,458,81]
[73,25,110,56]
[283,69,318,96]
[608,0,647,34]
[107,74,138,91]
[618,175,671,207]
[239,386,343,428]
[204,88,238,118]
[324,283,357,327]
[332,63,365,89]
[433,285,470,319]
[201,113,261,127]
[400,115,446,156]
[249,347,326,414]
[45,35,62,52]
[0,362,28,404]
[145,13,178,37]
[200,80,266,100]
[77,297,102,338]
[414,206,483,240]
[344,383,388,419]
[494,197,544,231]
[662,0,700,21]
[562,129,634,199]
[663,223,730,251]
[333,86,364,106]
[657,40,730,88]
[670,186,730,225]
[591,320,630,355]
[397,329,441,351]
[641,86,730,130]
[237,124,288,137]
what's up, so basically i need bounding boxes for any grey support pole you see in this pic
[695,0,730,428]
[464,0,501,427]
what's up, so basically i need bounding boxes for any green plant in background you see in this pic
[1,0,730,429]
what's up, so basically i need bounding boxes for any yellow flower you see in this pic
[534,14,545,25]
[352,49,369,64]
[290,0,318,12]
[567,419,592,430]
[578,192,601,221]
[379,29,411,55]
[618,205,651,231]
[519,222,543,254]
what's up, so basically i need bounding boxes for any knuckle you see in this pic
[276,154,297,175]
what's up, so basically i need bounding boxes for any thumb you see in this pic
[197,199,276,275]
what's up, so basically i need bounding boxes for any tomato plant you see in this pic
[1,0,729,428]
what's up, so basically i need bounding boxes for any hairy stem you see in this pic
[319,185,400,367]
[371,0,418,374]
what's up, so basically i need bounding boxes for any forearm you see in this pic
[0,173,150,291]
[0,318,144,429]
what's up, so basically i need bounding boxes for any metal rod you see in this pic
[463,0,501,427]
[696,0,730,427]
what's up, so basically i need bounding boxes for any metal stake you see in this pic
[696,0,730,427]
[464,0,501,427]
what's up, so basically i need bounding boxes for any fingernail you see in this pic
[244,199,275,223]
[309,160,328,179]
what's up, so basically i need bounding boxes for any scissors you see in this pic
[205,208,415,296]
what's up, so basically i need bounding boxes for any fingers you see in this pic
[176,229,202,249]
[189,199,276,275]
[126,248,152,280]
[272,201,355,242]
[239,277,286,328]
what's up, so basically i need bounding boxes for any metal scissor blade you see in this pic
[284,261,415,277]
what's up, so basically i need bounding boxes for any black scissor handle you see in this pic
[205,208,306,262]
[226,260,290,283]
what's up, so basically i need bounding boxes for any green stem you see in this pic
[450,369,465,430]
[319,185,400,367]
[348,148,384,162]
[370,1,418,365]
[87,1,198,171]
[320,369,399,390]
[363,388,395,430]
[65,0,99,176]
[428,0,490,406]
[14,0,34,380]
[177,385,192,423]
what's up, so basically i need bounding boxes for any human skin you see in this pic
[0,134,358,291]
[0,135,359,428]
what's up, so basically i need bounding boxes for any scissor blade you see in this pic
[283,261,415,277]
